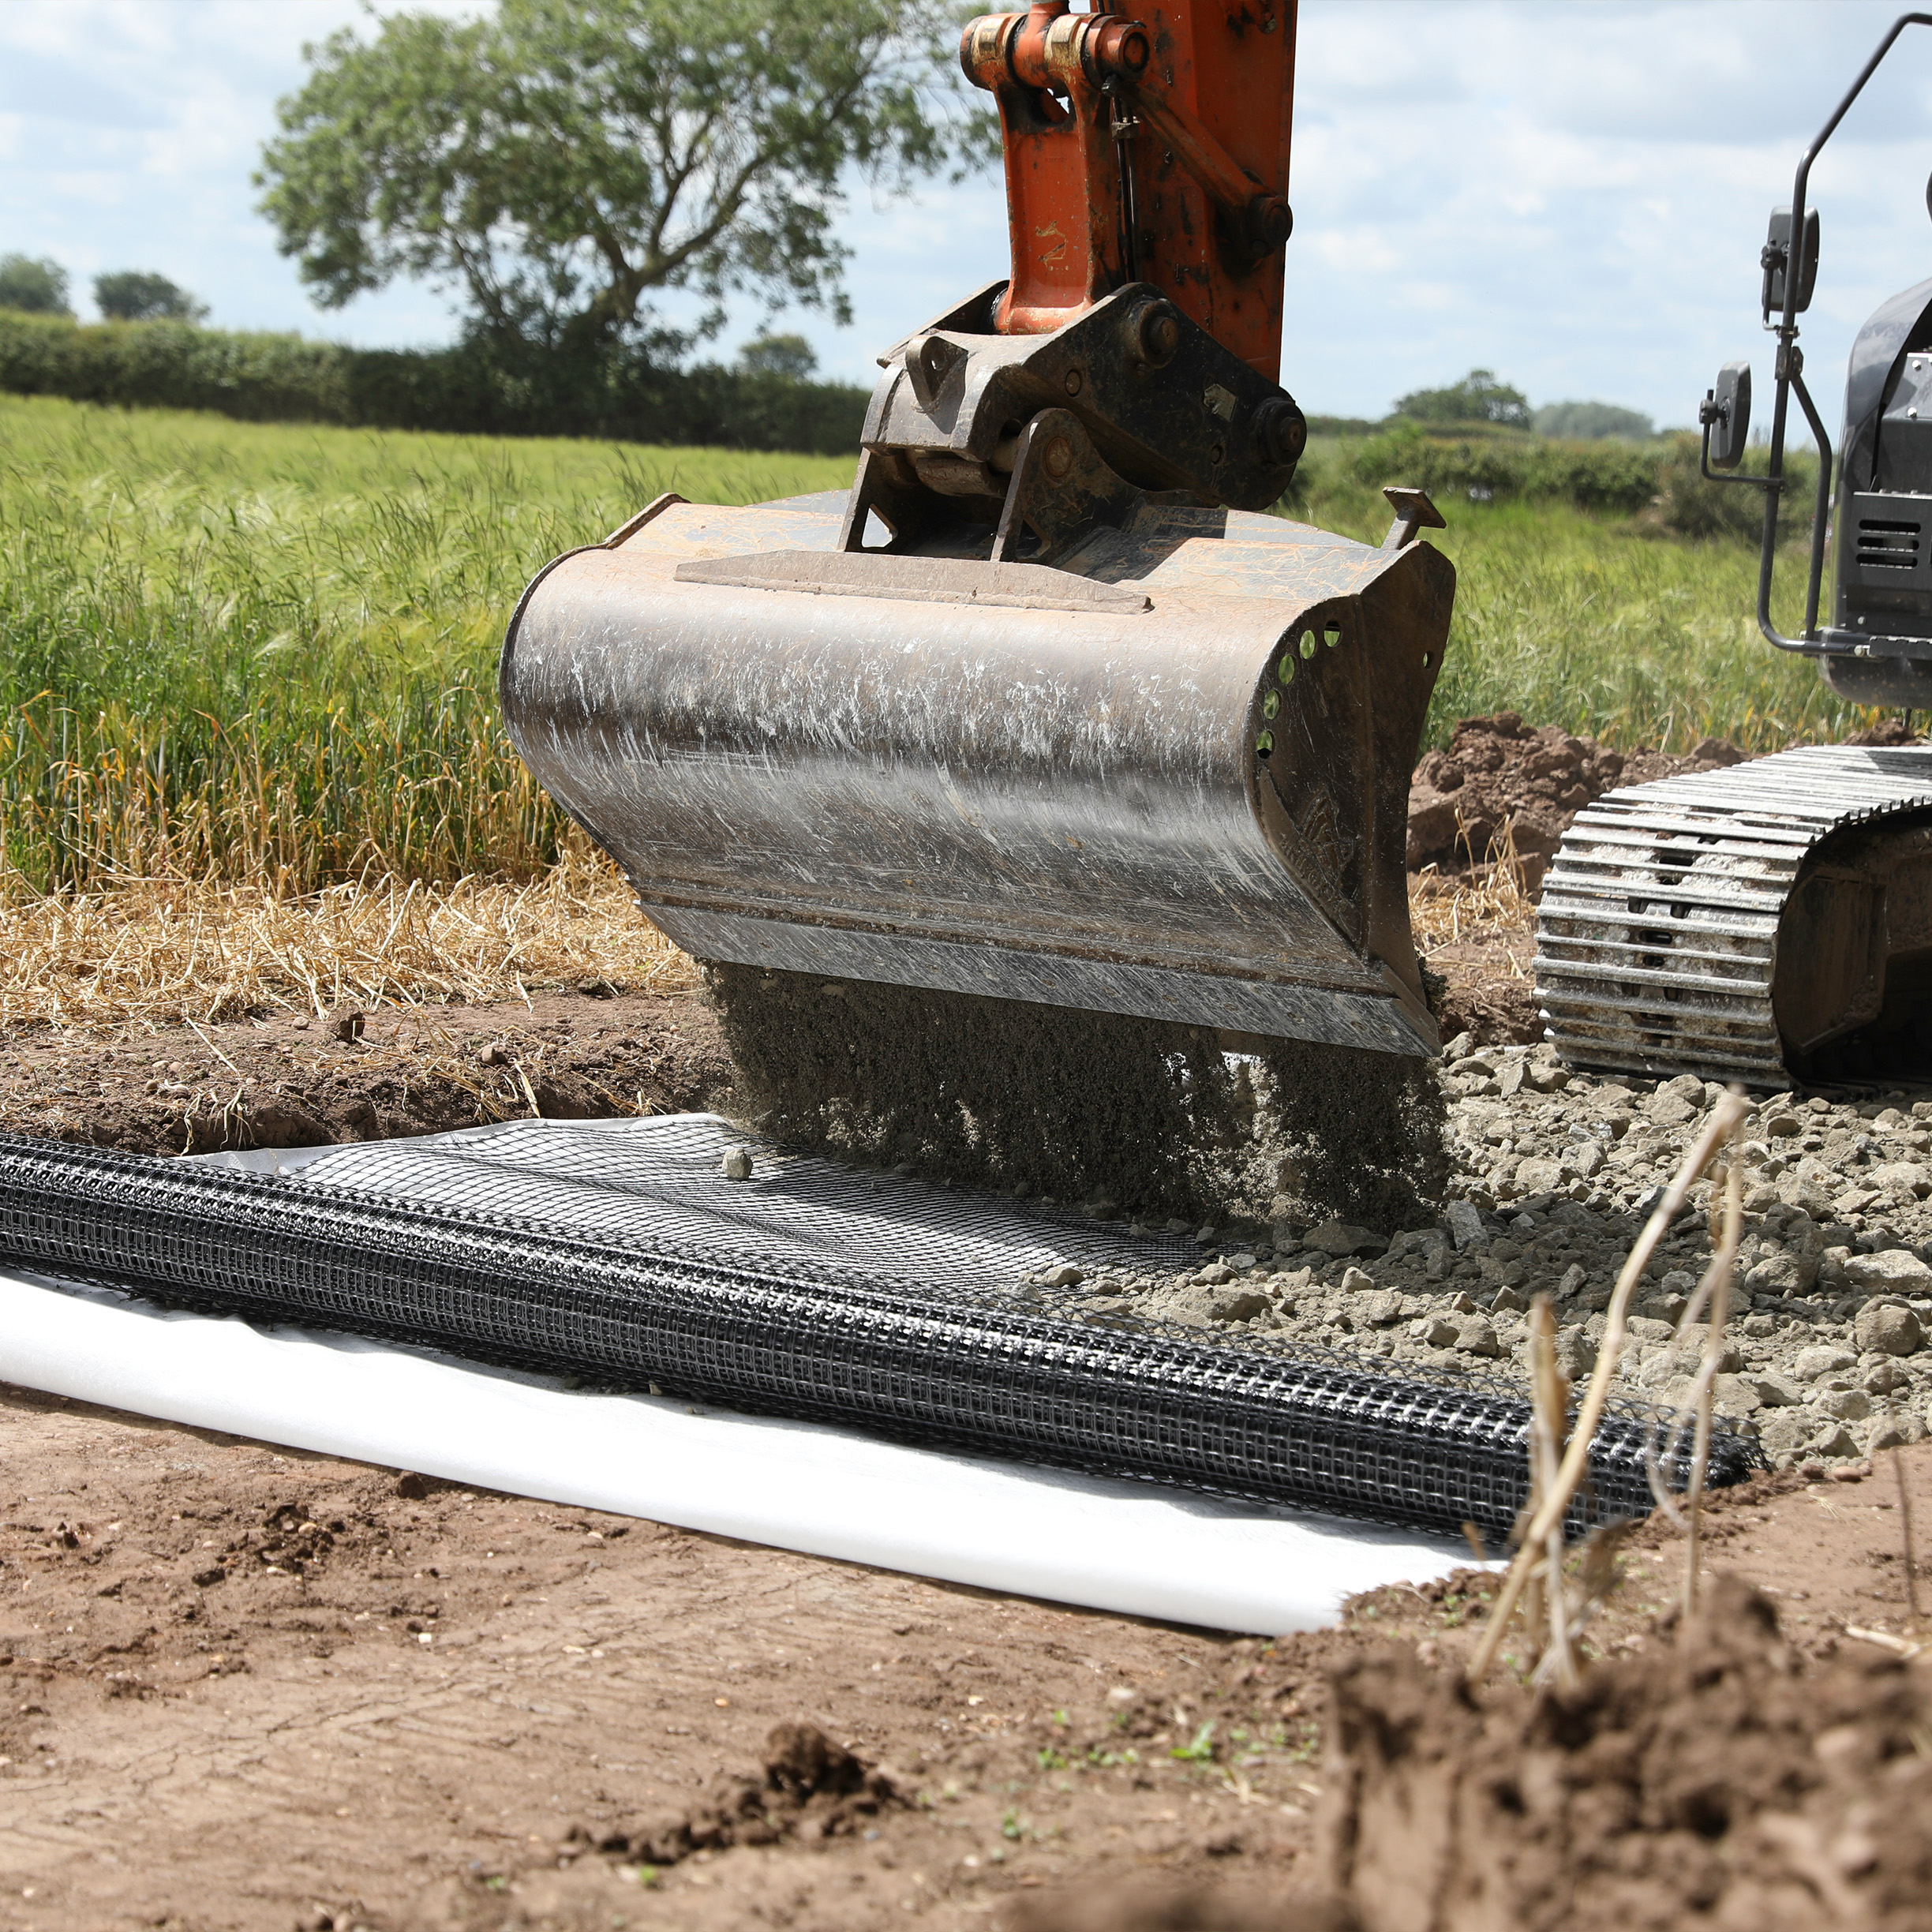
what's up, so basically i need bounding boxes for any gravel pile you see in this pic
[1046,1039,1932,1469]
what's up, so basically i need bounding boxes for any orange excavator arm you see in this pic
[835,0,1309,559]
[965,0,1296,380]
[500,0,1456,1211]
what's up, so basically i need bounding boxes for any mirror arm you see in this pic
[1755,343,1799,653]
[1698,423,1777,489]
[1752,353,1833,654]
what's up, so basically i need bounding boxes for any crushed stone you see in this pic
[1044,1039,1932,1470]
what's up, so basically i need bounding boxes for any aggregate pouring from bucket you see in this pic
[501,490,1455,1230]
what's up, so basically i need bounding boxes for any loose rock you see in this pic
[1854,1301,1926,1357]
[1356,1288,1405,1327]
[1304,1219,1386,1259]
[1446,1200,1485,1251]
[1844,1248,1932,1294]
[1795,1346,1858,1383]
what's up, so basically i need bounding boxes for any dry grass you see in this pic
[2,851,1535,1035]
[1409,864,1536,954]
[1466,1094,1750,1687]
[0,851,698,1032]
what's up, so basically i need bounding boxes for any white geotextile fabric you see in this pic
[0,1117,1473,1632]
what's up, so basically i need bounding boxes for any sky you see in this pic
[2,1,1932,430]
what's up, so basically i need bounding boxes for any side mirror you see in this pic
[1699,361,1751,470]
[1761,205,1820,320]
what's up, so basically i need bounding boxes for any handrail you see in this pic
[1700,13,1932,653]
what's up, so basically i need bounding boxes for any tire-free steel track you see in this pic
[1536,745,1932,1083]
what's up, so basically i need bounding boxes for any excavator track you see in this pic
[1534,745,1932,1086]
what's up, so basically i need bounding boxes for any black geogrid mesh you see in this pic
[241,1114,1208,1290]
[0,1135,1758,1540]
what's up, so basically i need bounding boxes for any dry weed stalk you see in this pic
[1642,1117,1746,1619]
[1900,1447,1923,1635]
[1523,1294,1578,1686]
[1408,821,1536,957]
[1501,1297,1637,1689]
[1466,1090,1750,1684]
[0,855,698,1030]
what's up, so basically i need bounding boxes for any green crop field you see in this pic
[1290,448,1864,757]
[0,394,847,893]
[0,392,1884,897]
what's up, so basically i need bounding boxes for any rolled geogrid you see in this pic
[0,1137,1756,1539]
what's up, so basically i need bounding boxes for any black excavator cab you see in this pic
[1533,15,1932,1090]
[1825,274,1932,701]
[1698,13,1932,706]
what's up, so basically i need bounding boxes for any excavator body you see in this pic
[1537,14,1932,1088]
[503,1,1455,1208]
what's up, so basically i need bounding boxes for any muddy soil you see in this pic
[1418,929,1541,1049]
[0,989,736,1157]
[1316,1571,1932,1932]
[3,1380,1927,1932]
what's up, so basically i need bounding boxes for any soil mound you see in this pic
[1848,717,1924,747]
[1006,1887,1357,1931]
[1408,713,1747,886]
[562,1721,903,1869]
[1311,1573,1932,1932]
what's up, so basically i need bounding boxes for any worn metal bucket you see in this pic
[500,489,1454,1058]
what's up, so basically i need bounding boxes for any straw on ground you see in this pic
[0,855,697,1031]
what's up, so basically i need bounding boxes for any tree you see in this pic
[94,271,209,324]
[1533,399,1655,442]
[256,0,984,357]
[0,253,72,316]
[1393,369,1531,431]
[738,331,818,380]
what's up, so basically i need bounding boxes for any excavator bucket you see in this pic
[501,489,1453,1061]
[500,0,1460,1226]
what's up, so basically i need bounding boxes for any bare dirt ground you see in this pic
[1413,912,1538,1049]
[0,908,1518,1164]
[2,1381,1928,1932]
[0,988,736,1155]
[6,723,1930,1930]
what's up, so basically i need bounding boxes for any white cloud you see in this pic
[0,0,1928,428]
[0,0,478,343]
